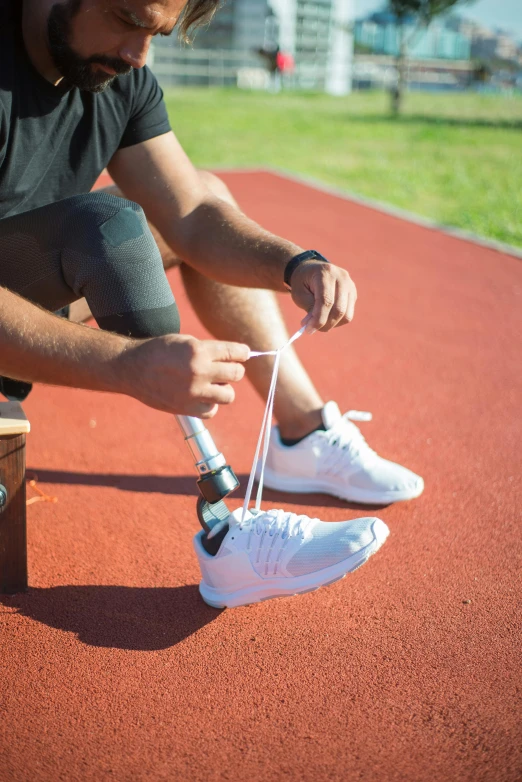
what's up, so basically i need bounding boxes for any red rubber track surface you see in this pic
[1,171,521,782]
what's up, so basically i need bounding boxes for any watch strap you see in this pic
[284,250,330,289]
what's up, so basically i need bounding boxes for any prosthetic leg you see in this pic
[176,416,238,555]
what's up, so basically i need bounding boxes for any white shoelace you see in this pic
[247,508,312,576]
[330,413,374,452]
[318,413,376,476]
[242,326,306,523]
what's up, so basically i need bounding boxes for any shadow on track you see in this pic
[27,468,390,511]
[0,585,219,651]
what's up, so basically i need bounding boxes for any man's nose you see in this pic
[118,36,151,69]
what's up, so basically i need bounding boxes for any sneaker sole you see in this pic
[259,468,424,505]
[198,518,389,609]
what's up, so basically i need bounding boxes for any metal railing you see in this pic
[150,45,333,90]
[151,47,270,88]
[149,46,477,92]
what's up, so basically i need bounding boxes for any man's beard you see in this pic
[47,0,133,93]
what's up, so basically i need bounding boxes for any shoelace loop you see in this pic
[345,410,372,422]
[322,412,377,474]
[241,508,311,538]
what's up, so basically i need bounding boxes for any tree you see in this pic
[387,0,474,114]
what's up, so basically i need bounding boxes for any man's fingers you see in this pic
[209,340,250,363]
[322,280,348,331]
[198,403,219,419]
[347,284,357,322]
[311,274,357,332]
[184,386,235,416]
[211,361,246,384]
[205,384,236,405]
[292,262,357,333]
[308,274,336,332]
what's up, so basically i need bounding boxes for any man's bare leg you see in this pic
[100,174,325,441]
[181,267,325,440]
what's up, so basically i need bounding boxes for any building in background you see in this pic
[447,16,522,65]
[471,31,520,63]
[194,0,354,93]
[351,9,521,93]
[153,0,355,94]
[354,11,471,60]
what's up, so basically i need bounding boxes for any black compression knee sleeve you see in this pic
[0,192,180,338]
[62,193,180,337]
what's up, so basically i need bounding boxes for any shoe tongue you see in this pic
[321,401,342,430]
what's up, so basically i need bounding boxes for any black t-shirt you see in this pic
[0,0,172,218]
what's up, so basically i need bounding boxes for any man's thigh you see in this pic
[0,199,81,311]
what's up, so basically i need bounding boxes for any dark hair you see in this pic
[177,0,221,42]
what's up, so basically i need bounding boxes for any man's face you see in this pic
[47,0,185,92]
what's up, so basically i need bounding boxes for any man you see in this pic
[0,0,422,608]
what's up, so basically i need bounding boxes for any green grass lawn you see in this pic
[164,89,522,249]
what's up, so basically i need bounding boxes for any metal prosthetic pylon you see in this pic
[176,415,239,554]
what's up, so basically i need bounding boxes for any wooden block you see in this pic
[0,401,31,436]
[0,402,29,594]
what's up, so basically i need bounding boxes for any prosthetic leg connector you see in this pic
[176,415,239,553]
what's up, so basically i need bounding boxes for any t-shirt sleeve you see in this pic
[118,66,171,149]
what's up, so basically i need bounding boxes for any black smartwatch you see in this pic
[283,250,330,290]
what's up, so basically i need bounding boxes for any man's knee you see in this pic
[60,192,179,332]
[61,192,162,291]
[63,191,150,253]
[96,185,180,270]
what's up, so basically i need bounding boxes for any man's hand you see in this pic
[119,335,250,419]
[289,261,357,332]
[0,288,248,418]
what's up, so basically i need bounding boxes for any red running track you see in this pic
[1,171,521,782]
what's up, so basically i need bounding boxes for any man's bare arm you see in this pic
[0,286,129,391]
[108,133,358,332]
[108,133,303,291]
[0,287,248,418]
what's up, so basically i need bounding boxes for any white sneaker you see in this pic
[194,507,389,608]
[260,402,424,505]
